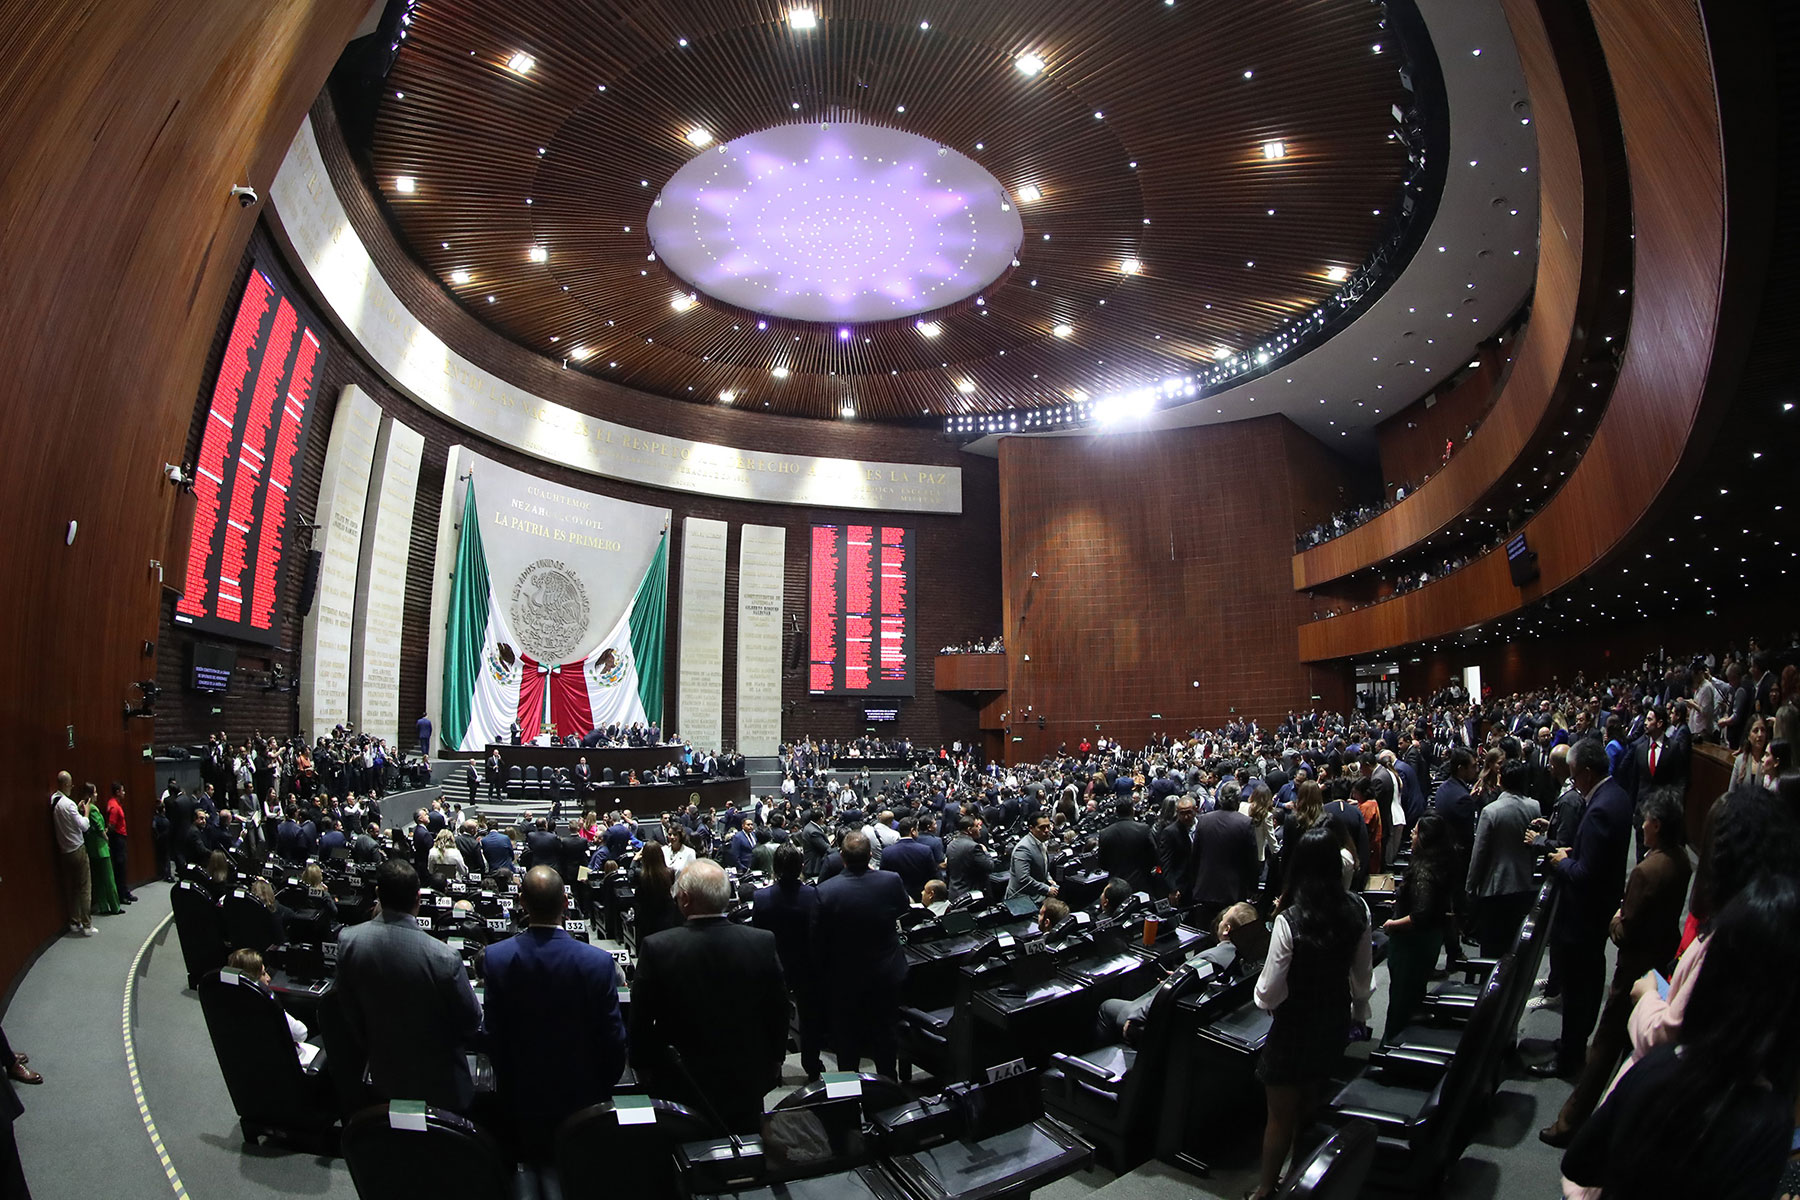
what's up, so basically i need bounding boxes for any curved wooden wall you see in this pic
[1300,0,1770,663]
[1292,0,1601,591]
[0,0,368,999]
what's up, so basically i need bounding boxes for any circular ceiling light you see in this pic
[647,121,1024,325]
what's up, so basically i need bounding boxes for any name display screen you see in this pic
[809,524,914,696]
[173,265,324,644]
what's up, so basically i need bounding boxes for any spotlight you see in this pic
[670,293,697,312]
[1015,183,1041,204]
[915,320,942,338]
[1053,323,1073,338]
[393,175,416,193]
[1015,53,1046,77]
[1120,258,1143,275]
[1262,140,1286,159]
[528,245,548,263]
[685,127,713,148]
[787,6,818,30]
[506,51,535,75]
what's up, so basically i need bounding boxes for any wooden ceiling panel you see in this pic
[370,0,1413,420]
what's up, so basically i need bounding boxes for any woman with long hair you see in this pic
[81,782,121,916]
[1731,716,1773,790]
[427,827,466,882]
[1247,825,1374,1200]
[633,841,683,939]
[1380,814,1455,1044]
[1563,875,1800,1198]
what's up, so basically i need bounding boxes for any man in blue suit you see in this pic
[482,866,626,1159]
[481,820,515,874]
[878,817,939,900]
[728,816,757,872]
[813,831,910,1078]
[1532,738,1634,1078]
[753,844,825,1080]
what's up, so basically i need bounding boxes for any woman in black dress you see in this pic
[632,841,684,941]
[1247,825,1373,1200]
[1381,813,1455,1044]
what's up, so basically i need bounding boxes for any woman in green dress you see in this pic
[82,782,121,915]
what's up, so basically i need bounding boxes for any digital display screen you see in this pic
[809,523,914,696]
[173,265,323,644]
[190,643,238,693]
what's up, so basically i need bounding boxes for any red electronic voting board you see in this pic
[809,523,914,696]
[173,265,323,644]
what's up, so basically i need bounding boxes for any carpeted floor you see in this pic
[8,881,1595,1199]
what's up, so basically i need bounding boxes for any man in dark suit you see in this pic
[752,844,826,1081]
[1540,786,1692,1145]
[410,810,434,875]
[481,821,516,874]
[455,820,484,870]
[524,816,561,869]
[167,788,200,870]
[1156,798,1200,906]
[879,818,938,899]
[630,859,789,1132]
[1430,748,1480,863]
[944,816,994,900]
[1615,704,1689,857]
[1532,738,1635,1079]
[728,817,756,873]
[334,860,484,1110]
[799,809,831,878]
[1096,797,1159,896]
[812,832,910,1078]
[483,866,626,1159]
[1189,788,1259,919]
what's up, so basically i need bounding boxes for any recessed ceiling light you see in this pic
[506,51,535,75]
[1016,53,1046,76]
[685,127,713,148]
[788,6,818,31]
[1243,69,1254,79]
[1326,266,1348,282]
[956,379,976,394]
[719,390,736,403]
[1015,183,1041,204]
[920,20,930,30]
[570,346,591,361]
[486,295,495,303]
[528,245,548,263]
[394,175,415,193]
[1120,258,1143,275]
[771,366,790,379]
[670,293,697,312]
[840,403,857,418]
[1053,323,1073,338]
[1262,140,1286,159]
[916,321,942,338]
[449,269,470,285]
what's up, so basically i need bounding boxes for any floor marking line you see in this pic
[124,913,189,1200]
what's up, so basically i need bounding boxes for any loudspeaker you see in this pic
[297,549,323,615]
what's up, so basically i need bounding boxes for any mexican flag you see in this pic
[440,480,666,751]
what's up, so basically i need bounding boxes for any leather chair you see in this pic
[342,1103,513,1200]
[1041,961,1210,1171]
[197,970,336,1153]
[523,766,541,798]
[1276,1118,1378,1200]
[554,1098,712,1200]
[506,765,524,797]
[220,889,283,954]
[1325,964,1507,1194]
[170,880,227,988]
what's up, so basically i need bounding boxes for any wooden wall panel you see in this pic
[1375,355,1506,496]
[1292,0,1599,590]
[934,655,1007,693]
[0,0,369,1000]
[1300,0,1769,664]
[1000,416,1352,764]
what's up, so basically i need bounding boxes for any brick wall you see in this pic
[998,416,1352,762]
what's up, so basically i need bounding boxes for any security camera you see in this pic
[164,462,187,487]
[230,184,258,208]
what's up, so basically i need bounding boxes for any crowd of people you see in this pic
[938,637,1004,654]
[32,630,1800,1195]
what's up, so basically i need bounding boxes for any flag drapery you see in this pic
[440,481,666,750]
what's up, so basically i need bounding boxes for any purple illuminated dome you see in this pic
[647,122,1025,325]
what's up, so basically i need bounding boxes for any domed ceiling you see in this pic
[358,0,1426,422]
